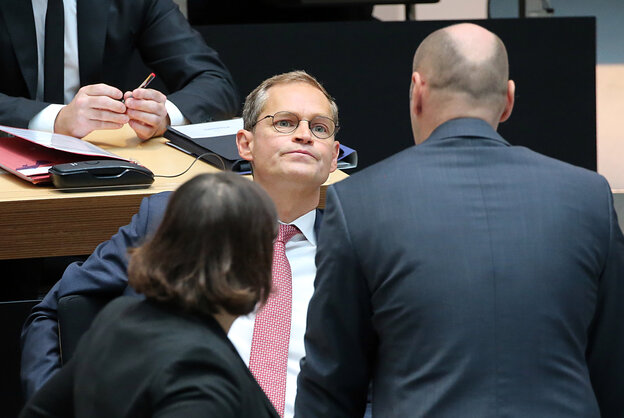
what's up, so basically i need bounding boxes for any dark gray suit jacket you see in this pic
[296,118,624,417]
[0,0,238,128]
[20,297,279,418]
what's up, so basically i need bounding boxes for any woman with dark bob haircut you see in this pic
[20,172,280,418]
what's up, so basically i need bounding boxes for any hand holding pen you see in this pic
[53,73,163,139]
[123,72,170,140]
[122,73,156,103]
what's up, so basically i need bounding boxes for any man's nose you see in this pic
[293,120,314,143]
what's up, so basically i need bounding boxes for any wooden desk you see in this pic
[0,126,348,260]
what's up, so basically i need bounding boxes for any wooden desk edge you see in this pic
[0,169,349,260]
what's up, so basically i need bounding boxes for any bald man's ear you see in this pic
[236,129,254,162]
[410,72,424,117]
[499,80,515,123]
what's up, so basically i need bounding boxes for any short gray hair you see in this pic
[242,71,339,131]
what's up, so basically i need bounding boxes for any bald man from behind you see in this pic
[296,23,624,417]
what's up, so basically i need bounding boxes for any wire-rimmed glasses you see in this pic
[252,111,339,140]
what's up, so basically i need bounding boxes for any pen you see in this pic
[137,72,156,89]
[123,73,156,102]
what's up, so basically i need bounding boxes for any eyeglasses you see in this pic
[252,111,339,140]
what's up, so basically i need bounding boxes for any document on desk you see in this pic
[172,118,243,139]
[0,125,130,184]
[165,118,358,172]
[164,118,251,173]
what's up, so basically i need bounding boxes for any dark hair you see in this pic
[128,172,277,317]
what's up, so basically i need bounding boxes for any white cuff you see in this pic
[28,104,66,132]
[165,100,189,126]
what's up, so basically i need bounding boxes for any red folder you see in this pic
[0,125,130,184]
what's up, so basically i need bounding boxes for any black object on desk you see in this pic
[164,126,253,173]
[49,160,154,190]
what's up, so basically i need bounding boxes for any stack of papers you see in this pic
[0,125,130,184]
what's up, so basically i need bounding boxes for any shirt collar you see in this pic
[424,117,510,147]
[280,209,317,246]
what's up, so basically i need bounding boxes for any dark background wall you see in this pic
[192,17,596,172]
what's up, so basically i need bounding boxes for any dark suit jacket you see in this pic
[0,0,238,128]
[296,118,624,417]
[21,192,169,399]
[21,191,323,399]
[20,296,279,418]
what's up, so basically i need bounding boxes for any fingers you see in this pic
[128,118,165,140]
[55,106,128,138]
[125,87,166,102]
[71,87,129,125]
[54,84,129,138]
[127,111,169,140]
[80,83,124,101]
[124,88,169,140]
[75,94,127,117]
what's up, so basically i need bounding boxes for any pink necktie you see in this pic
[249,223,300,417]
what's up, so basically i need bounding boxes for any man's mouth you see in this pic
[286,149,317,159]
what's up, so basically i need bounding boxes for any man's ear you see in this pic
[329,140,340,173]
[499,79,515,123]
[410,72,423,117]
[236,129,254,162]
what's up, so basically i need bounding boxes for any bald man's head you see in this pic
[412,23,509,110]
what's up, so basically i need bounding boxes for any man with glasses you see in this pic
[21,71,340,418]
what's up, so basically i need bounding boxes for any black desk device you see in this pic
[49,160,154,189]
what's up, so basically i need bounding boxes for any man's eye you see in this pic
[311,124,329,134]
[275,119,296,128]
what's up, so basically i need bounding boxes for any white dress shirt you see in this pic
[29,0,185,132]
[228,209,318,418]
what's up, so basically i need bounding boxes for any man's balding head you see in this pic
[410,23,515,143]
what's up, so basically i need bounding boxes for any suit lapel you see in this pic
[221,325,280,417]
[242,359,281,417]
[77,0,111,85]
[1,0,38,98]
[314,209,323,236]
